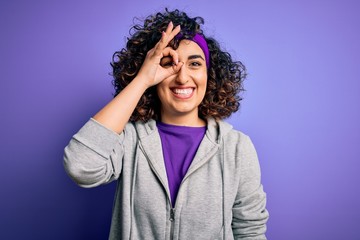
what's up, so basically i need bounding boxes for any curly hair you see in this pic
[111,9,246,122]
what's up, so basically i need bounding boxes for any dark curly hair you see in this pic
[112,9,246,122]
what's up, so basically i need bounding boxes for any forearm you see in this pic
[232,135,269,239]
[64,118,124,187]
[93,23,182,133]
[232,185,268,239]
[93,76,149,133]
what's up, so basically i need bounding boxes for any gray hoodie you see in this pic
[64,118,269,239]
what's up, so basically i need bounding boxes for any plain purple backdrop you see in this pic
[1,0,360,239]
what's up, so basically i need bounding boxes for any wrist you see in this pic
[132,75,154,90]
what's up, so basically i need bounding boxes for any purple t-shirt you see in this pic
[157,121,206,207]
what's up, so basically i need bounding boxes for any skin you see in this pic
[157,40,207,126]
[93,22,206,133]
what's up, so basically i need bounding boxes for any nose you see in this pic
[175,64,189,85]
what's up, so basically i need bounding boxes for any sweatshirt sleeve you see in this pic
[232,135,269,239]
[63,118,125,188]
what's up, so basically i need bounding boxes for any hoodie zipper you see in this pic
[168,144,220,239]
[139,143,176,239]
[140,142,220,240]
[170,208,175,240]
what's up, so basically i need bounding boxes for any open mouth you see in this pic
[171,87,194,98]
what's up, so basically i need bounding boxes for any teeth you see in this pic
[173,88,193,95]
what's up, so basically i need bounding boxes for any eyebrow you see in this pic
[161,54,205,62]
[188,55,205,61]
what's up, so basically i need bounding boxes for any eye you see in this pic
[161,61,174,68]
[160,57,174,68]
[189,61,202,67]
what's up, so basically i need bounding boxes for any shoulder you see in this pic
[213,119,257,158]
[210,119,251,144]
[126,119,157,138]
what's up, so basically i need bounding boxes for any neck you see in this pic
[160,112,206,127]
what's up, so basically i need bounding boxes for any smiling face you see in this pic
[156,40,208,126]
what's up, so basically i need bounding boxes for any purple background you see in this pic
[1,0,359,239]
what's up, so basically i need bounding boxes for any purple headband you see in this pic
[176,33,210,68]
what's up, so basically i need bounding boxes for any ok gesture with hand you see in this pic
[137,22,183,88]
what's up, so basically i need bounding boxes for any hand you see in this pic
[137,22,183,88]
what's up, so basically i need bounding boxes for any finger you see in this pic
[164,61,184,78]
[165,21,174,36]
[153,31,168,56]
[162,47,179,65]
[162,25,181,47]
[157,22,173,49]
[154,23,180,56]
[159,22,181,49]
[172,61,184,73]
[167,25,181,43]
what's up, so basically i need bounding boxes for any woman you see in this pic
[64,9,269,240]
